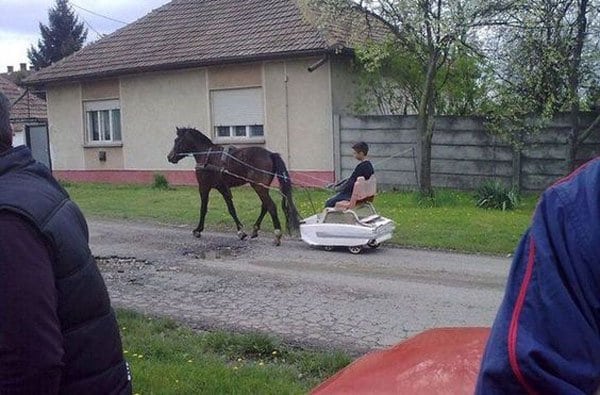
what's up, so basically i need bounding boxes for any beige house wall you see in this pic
[120,68,209,170]
[82,79,119,100]
[330,56,357,116]
[46,57,353,175]
[263,61,289,161]
[283,58,333,171]
[46,83,84,170]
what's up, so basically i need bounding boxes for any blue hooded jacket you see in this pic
[476,157,600,394]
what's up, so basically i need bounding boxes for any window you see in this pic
[84,100,122,144]
[211,88,264,141]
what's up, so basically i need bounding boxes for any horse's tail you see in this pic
[271,153,300,234]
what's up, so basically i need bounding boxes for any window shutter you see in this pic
[211,88,263,126]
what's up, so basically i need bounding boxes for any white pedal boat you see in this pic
[300,177,396,254]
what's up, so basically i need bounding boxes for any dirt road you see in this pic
[90,218,511,353]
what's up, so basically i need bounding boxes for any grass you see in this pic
[65,182,538,254]
[117,309,351,394]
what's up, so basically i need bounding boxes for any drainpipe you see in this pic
[307,55,329,73]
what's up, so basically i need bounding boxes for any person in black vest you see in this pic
[325,141,374,208]
[0,92,131,394]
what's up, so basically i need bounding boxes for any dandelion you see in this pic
[122,327,127,330]
[233,366,238,370]
[187,359,193,363]
[272,351,278,355]
[259,362,264,366]
[237,358,243,362]
[133,354,138,357]
[138,355,144,359]
[123,350,129,354]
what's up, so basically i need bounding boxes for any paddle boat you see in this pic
[300,176,395,254]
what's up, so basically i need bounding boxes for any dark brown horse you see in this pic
[167,127,300,245]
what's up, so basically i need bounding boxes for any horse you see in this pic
[167,127,300,246]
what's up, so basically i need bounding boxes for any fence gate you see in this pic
[26,124,51,170]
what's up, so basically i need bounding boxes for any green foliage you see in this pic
[28,0,87,69]
[352,37,487,116]
[481,0,600,145]
[116,309,351,394]
[475,180,520,211]
[152,173,171,190]
[65,183,538,254]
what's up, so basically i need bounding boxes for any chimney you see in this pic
[7,66,14,73]
[19,63,27,72]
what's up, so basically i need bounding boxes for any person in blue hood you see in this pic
[476,156,600,394]
[0,92,131,394]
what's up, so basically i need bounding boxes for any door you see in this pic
[26,124,51,170]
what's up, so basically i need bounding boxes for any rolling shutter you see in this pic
[211,88,263,126]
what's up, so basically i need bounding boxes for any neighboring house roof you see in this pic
[0,76,47,121]
[25,0,390,85]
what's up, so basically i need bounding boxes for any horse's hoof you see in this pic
[238,230,248,240]
[192,230,202,238]
[274,229,282,246]
[251,227,259,239]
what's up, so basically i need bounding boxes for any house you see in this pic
[0,75,50,168]
[25,0,388,186]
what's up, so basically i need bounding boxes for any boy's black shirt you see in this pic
[341,160,374,194]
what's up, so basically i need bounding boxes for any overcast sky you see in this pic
[0,0,170,71]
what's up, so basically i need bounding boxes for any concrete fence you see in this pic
[335,113,600,192]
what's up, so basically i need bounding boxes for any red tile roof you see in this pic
[25,0,389,84]
[0,76,47,121]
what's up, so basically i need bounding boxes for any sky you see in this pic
[0,0,170,71]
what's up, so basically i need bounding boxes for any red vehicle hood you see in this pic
[311,327,490,395]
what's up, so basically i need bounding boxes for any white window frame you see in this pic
[84,99,122,146]
[211,88,265,143]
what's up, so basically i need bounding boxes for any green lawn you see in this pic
[117,309,350,395]
[65,182,538,254]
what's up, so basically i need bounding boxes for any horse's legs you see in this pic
[253,185,282,246]
[216,184,247,240]
[251,205,268,238]
[194,187,210,238]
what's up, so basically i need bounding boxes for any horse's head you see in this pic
[167,127,213,164]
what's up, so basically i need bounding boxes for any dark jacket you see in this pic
[476,157,600,394]
[0,146,131,394]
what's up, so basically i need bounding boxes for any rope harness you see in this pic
[177,146,415,190]
[177,146,417,216]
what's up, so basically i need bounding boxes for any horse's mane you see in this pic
[177,127,215,146]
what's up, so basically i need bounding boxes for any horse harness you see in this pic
[196,145,235,175]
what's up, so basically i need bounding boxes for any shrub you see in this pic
[475,180,520,211]
[152,173,171,190]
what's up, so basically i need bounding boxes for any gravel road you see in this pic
[90,218,511,353]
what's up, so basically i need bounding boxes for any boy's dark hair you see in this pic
[0,92,12,151]
[352,141,369,155]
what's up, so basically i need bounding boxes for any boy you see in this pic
[325,141,374,208]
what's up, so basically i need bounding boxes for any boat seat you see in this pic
[334,176,377,211]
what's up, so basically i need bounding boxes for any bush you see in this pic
[475,180,520,211]
[152,173,171,190]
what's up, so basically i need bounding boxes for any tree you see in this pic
[302,0,514,196]
[482,0,600,172]
[352,38,486,116]
[28,0,88,70]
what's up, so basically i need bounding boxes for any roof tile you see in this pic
[26,0,389,84]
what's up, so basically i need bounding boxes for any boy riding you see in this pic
[325,142,374,208]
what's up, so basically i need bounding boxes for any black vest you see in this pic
[0,146,131,394]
